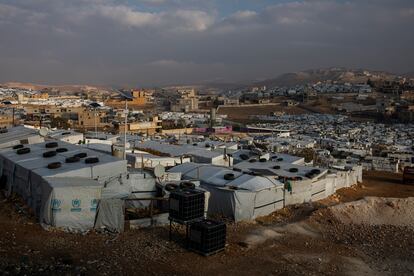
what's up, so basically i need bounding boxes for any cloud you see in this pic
[98,5,161,28]
[0,0,413,86]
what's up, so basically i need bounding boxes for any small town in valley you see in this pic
[0,1,414,275]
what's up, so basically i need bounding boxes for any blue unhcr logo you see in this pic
[90,199,98,212]
[51,199,61,212]
[70,199,82,212]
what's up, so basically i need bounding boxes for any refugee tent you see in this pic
[126,152,190,169]
[0,140,129,230]
[39,177,103,231]
[169,163,284,221]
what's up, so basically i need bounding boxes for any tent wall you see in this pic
[39,178,102,231]
[252,187,284,219]
[311,179,327,201]
[94,199,125,233]
[203,186,237,219]
[284,179,312,205]
[233,190,256,221]
[126,175,156,208]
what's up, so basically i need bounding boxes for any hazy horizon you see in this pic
[0,0,413,86]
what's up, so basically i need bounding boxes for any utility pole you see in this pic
[124,98,128,160]
[94,107,98,138]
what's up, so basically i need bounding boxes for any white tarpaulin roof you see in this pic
[234,159,327,180]
[169,163,284,221]
[169,163,282,192]
[0,126,44,149]
[136,141,223,160]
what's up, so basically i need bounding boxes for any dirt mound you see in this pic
[242,221,320,248]
[329,197,414,228]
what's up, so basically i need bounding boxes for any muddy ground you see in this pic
[1,171,414,275]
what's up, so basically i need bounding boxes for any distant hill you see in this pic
[404,71,414,79]
[0,82,110,93]
[251,68,398,88]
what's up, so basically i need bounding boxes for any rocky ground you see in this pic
[1,171,413,275]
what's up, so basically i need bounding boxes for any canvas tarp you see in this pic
[39,177,103,232]
[195,183,284,222]
[170,162,284,221]
[94,198,125,233]
[284,179,312,205]
[126,174,156,208]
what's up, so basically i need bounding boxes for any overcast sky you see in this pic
[0,0,413,86]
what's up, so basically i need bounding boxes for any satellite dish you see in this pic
[39,128,49,137]
[154,164,165,178]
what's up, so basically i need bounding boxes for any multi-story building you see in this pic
[77,108,111,129]
[106,89,148,108]
[24,105,82,120]
[170,88,199,112]
[116,116,162,135]
[0,114,14,128]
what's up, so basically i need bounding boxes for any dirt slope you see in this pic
[0,171,413,275]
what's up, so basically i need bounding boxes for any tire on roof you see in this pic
[224,173,235,180]
[65,156,80,163]
[43,151,57,158]
[45,142,58,148]
[17,148,30,155]
[74,152,87,158]
[85,157,99,164]
[56,148,68,153]
[47,162,61,169]
[13,144,24,150]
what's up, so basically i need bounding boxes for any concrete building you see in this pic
[117,116,162,135]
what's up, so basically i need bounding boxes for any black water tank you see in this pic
[188,219,226,256]
[169,189,204,222]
